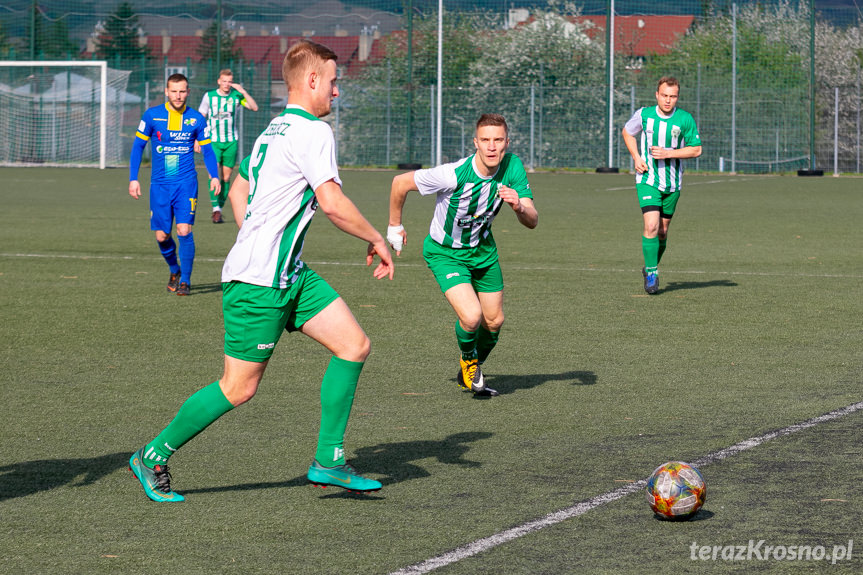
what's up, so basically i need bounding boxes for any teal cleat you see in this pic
[129,447,185,503]
[307,460,382,493]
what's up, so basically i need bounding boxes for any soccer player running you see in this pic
[195,69,258,224]
[388,114,538,397]
[129,40,394,502]
[129,73,220,296]
[622,76,702,294]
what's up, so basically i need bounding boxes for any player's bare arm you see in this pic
[210,177,221,196]
[228,175,250,228]
[497,185,538,229]
[128,180,141,199]
[387,171,418,255]
[315,179,394,280]
[649,145,703,160]
[232,83,259,111]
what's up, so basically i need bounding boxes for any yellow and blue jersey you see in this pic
[132,103,213,184]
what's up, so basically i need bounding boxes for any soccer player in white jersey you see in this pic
[388,114,538,397]
[196,69,258,223]
[129,40,394,502]
[622,76,702,294]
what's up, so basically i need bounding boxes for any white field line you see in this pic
[2,252,861,279]
[389,400,863,575]
[603,176,764,192]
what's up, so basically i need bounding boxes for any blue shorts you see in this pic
[149,178,199,232]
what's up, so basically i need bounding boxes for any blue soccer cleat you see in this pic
[645,271,659,294]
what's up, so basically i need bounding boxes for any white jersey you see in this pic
[222,105,341,288]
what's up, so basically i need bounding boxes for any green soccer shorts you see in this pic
[222,266,340,362]
[637,183,680,218]
[423,235,504,294]
[211,141,239,169]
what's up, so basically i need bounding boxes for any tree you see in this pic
[37,18,77,58]
[196,21,243,65]
[94,2,150,62]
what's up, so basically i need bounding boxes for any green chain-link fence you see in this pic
[0,1,860,173]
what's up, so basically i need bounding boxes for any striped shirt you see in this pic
[199,89,248,143]
[414,152,532,249]
[625,106,701,192]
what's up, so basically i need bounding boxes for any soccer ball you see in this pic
[646,461,706,520]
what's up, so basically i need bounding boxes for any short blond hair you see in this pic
[282,40,338,91]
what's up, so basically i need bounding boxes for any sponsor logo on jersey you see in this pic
[170,131,193,140]
[155,131,163,141]
[457,213,492,227]
[183,118,197,126]
[671,126,681,138]
[156,145,191,153]
[138,120,146,132]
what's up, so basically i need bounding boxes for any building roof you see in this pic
[575,15,695,56]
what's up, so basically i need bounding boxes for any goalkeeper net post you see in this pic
[0,60,131,169]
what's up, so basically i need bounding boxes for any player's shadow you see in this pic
[184,431,493,496]
[661,279,737,293]
[189,282,223,295]
[0,452,130,502]
[472,370,597,396]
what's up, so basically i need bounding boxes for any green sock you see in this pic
[219,181,228,209]
[315,356,364,467]
[142,381,234,468]
[455,320,478,360]
[642,236,660,274]
[476,326,500,364]
[209,186,220,210]
[658,238,667,264]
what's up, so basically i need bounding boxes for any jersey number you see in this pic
[247,143,268,208]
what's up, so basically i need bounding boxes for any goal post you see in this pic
[0,61,133,169]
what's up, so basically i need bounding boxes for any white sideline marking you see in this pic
[2,252,860,279]
[389,400,863,575]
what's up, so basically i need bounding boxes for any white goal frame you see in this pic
[0,60,108,169]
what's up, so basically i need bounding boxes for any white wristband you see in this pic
[387,225,405,251]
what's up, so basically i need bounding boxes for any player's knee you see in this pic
[355,334,372,362]
[221,377,260,406]
[486,313,505,332]
[341,333,371,363]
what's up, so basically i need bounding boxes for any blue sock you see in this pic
[177,233,195,284]
[158,237,180,274]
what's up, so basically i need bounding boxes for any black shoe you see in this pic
[176,282,191,296]
[212,211,224,224]
[644,272,659,294]
[167,271,180,293]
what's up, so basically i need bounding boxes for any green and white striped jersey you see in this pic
[222,106,341,289]
[415,152,531,249]
[199,89,247,143]
[625,106,701,192]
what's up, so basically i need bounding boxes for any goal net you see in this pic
[0,61,133,168]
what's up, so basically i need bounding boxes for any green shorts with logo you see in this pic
[211,141,239,168]
[422,235,504,294]
[637,183,680,217]
[222,265,339,362]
